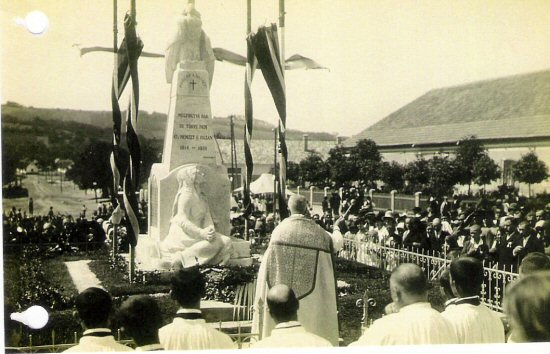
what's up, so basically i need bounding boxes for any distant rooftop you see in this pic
[216,139,338,165]
[346,69,550,147]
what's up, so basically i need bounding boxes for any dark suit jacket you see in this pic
[461,239,489,261]
[514,235,545,264]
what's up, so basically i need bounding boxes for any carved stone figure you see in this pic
[165,2,215,86]
[160,165,233,267]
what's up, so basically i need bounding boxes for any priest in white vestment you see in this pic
[252,195,339,346]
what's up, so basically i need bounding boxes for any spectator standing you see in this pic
[65,287,132,352]
[461,224,489,261]
[442,257,505,343]
[250,284,332,348]
[159,267,234,350]
[350,264,457,346]
[489,217,519,270]
[512,221,545,265]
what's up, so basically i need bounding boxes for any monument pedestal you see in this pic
[137,61,251,270]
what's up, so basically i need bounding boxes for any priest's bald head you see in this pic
[389,263,428,310]
[288,195,309,216]
[267,284,299,323]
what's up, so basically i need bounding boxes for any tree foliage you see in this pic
[286,161,302,187]
[326,145,357,187]
[473,154,501,188]
[427,156,460,197]
[350,139,382,187]
[513,151,549,195]
[299,153,328,187]
[379,161,405,191]
[66,141,117,196]
[404,158,430,193]
[454,135,486,191]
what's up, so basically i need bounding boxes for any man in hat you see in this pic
[65,287,132,352]
[461,224,489,261]
[252,194,339,346]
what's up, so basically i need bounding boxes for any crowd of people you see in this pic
[1,199,148,253]
[316,188,550,271]
[5,193,550,350]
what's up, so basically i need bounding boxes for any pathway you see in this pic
[65,260,103,292]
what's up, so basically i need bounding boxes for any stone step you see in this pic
[201,300,250,323]
[207,320,253,334]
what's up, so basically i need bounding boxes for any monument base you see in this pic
[135,234,253,271]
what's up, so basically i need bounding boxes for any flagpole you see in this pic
[279,0,285,67]
[128,0,137,284]
[111,0,118,263]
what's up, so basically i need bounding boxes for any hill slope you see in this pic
[2,102,338,141]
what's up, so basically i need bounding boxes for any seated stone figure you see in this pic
[160,165,233,267]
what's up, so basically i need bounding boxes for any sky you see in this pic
[2,0,550,137]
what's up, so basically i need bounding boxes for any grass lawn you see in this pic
[5,245,445,347]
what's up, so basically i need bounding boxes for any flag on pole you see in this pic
[250,24,289,219]
[243,34,258,218]
[76,45,328,70]
[110,13,143,247]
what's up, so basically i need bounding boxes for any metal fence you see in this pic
[339,238,518,312]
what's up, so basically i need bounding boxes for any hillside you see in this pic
[1,102,338,141]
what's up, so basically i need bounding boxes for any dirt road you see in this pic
[3,174,104,218]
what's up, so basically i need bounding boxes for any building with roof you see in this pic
[217,136,340,189]
[345,69,550,194]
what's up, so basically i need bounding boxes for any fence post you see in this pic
[309,186,315,206]
[390,190,397,212]
[369,188,375,200]
[414,191,422,207]
[324,186,329,197]
[296,186,300,195]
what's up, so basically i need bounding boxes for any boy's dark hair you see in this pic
[170,267,205,307]
[75,287,112,328]
[450,257,484,297]
[117,295,163,342]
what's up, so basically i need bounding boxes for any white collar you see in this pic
[83,328,112,335]
[274,321,302,329]
[135,343,164,351]
[398,302,432,312]
[176,308,202,314]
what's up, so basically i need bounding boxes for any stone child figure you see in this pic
[160,165,233,267]
[165,2,215,86]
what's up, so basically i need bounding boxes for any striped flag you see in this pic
[110,13,143,247]
[243,33,257,218]
[250,24,289,219]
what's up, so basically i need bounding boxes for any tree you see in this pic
[299,153,328,187]
[66,141,120,196]
[404,158,430,194]
[473,154,500,193]
[513,151,549,196]
[286,161,302,187]
[455,135,486,194]
[427,156,460,197]
[350,139,382,187]
[379,161,405,191]
[326,145,357,187]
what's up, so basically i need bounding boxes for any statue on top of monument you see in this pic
[159,165,234,267]
[165,1,215,87]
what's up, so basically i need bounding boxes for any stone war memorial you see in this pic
[136,3,251,271]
